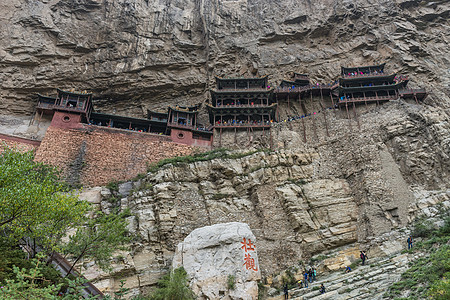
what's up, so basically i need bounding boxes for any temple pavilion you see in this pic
[206,76,276,129]
[279,72,310,88]
[34,89,213,147]
[336,63,409,106]
[35,89,94,125]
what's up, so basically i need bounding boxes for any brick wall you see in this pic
[34,125,199,187]
[0,133,41,153]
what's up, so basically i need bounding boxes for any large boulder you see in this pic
[173,222,261,300]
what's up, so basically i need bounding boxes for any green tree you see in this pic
[0,147,89,251]
[63,211,132,273]
[150,267,194,300]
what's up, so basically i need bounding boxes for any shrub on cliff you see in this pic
[0,147,89,251]
[149,267,194,300]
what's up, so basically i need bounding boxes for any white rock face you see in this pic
[173,222,261,300]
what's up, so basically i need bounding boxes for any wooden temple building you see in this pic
[206,76,276,145]
[32,62,427,149]
[336,63,408,106]
[279,72,311,88]
[34,89,94,128]
[33,89,213,148]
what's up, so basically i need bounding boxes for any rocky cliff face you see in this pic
[0,0,449,119]
[79,94,450,294]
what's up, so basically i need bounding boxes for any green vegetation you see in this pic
[0,147,132,298]
[385,214,450,299]
[149,267,195,300]
[257,281,267,300]
[287,178,307,186]
[0,147,90,251]
[63,210,132,272]
[147,148,271,173]
[212,193,230,200]
[227,275,236,290]
[283,269,297,289]
[312,286,320,291]
[310,254,329,263]
[106,180,121,192]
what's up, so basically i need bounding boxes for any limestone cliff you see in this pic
[0,0,448,120]
[79,95,449,294]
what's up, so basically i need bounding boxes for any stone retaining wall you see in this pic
[0,133,41,153]
[34,125,198,187]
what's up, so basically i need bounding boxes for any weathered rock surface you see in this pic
[172,222,261,300]
[0,0,448,122]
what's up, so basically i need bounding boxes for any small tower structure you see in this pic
[35,89,93,128]
[207,76,276,131]
[279,73,310,88]
[336,63,408,105]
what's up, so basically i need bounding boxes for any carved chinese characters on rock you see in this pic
[241,237,258,271]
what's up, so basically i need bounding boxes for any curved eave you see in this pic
[339,73,396,83]
[168,106,199,114]
[206,103,277,114]
[37,94,57,101]
[147,109,168,116]
[214,75,268,81]
[341,63,386,74]
[57,88,92,97]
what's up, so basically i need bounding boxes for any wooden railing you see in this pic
[49,252,104,298]
[214,103,271,108]
[214,123,271,128]
[37,101,86,113]
[337,95,397,104]
[215,87,270,92]
[275,84,334,94]
[342,72,392,79]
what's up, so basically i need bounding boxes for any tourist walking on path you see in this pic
[345,266,351,273]
[360,251,367,265]
[313,268,317,281]
[407,235,413,249]
[308,268,313,283]
[304,271,309,287]
[320,283,326,294]
[284,283,288,299]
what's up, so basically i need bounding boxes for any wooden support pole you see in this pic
[345,102,352,131]
[353,102,360,130]
[320,88,329,137]
[414,94,419,105]
[219,128,222,147]
[310,91,318,141]
[330,92,337,118]
[302,117,307,143]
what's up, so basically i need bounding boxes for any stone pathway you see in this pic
[269,251,420,300]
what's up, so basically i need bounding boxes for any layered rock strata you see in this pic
[0,0,448,119]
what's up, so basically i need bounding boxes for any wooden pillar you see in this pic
[414,94,419,105]
[375,91,379,106]
[353,102,360,130]
[363,91,368,112]
[37,110,44,127]
[219,128,222,147]
[320,88,329,137]
[330,92,337,117]
[345,102,352,131]
[302,117,307,143]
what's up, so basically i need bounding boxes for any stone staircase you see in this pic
[270,252,418,300]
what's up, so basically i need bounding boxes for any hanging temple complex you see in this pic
[1,63,427,186]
